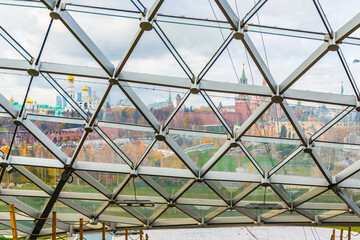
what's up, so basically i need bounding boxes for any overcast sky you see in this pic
[0,0,359,109]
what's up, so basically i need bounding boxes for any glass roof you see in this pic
[0,0,360,238]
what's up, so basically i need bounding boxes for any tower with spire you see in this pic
[235,64,251,119]
[167,90,173,107]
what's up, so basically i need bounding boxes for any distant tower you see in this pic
[67,76,75,99]
[341,81,344,95]
[175,94,182,106]
[167,90,173,106]
[235,64,251,120]
[81,85,89,102]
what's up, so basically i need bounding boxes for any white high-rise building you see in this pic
[67,75,75,99]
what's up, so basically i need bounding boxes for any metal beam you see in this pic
[337,189,360,218]
[58,10,115,76]
[153,22,193,79]
[241,0,267,27]
[214,0,239,31]
[164,134,200,176]
[176,205,202,223]
[310,106,354,143]
[279,42,329,94]
[116,81,161,132]
[293,187,328,207]
[336,12,360,43]
[280,101,308,146]
[140,175,171,201]
[200,140,232,178]
[234,100,273,140]
[240,33,277,93]
[75,171,112,199]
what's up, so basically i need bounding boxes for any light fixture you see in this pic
[117,200,154,207]
[245,203,282,210]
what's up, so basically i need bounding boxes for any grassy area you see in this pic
[322,226,360,233]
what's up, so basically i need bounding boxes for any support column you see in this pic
[80,218,83,240]
[52,211,56,240]
[349,227,351,240]
[102,222,106,240]
[140,229,143,240]
[125,228,128,240]
[9,204,17,240]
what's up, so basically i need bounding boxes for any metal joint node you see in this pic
[167,201,175,208]
[27,59,41,77]
[233,25,247,40]
[356,101,360,112]
[229,138,238,148]
[84,125,94,133]
[130,170,138,178]
[261,176,270,187]
[271,94,283,103]
[303,146,312,154]
[195,177,203,183]
[155,133,166,141]
[190,80,200,94]
[327,33,339,51]
[89,218,98,225]
[49,3,66,19]
[139,11,153,31]
[108,77,118,85]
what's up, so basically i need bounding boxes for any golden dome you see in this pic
[9,97,14,103]
[68,75,74,83]
[82,85,88,91]
[88,97,92,101]
[25,96,33,104]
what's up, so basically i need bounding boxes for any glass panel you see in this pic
[157,22,231,75]
[141,140,187,169]
[40,20,100,67]
[136,204,166,218]
[211,147,256,173]
[158,207,191,219]
[150,176,190,196]
[96,83,150,125]
[168,93,226,133]
[15,197,49,211]
[208,181,253,199]
[119,177,161,198]
[31,119,84,157]
[292,51,355,95]
[0,33,25,60]
[319,0,360,30]
[122,28,188,78]
[288,100,343,138]
[186,205,219,218]
[0,70,31,109]
[245,104,300,139]
[314,143,360,175]
[99,125,154,165]
[159,0,227,21]
[342,188,360,203]
[307,190,343,204]
[0,116,16,155]
[217,210,244,218]
[54,202,84,214]
[242,186,281,203]
[1,170,42,191]
[101,203,135,218]
[129,83,188,126]
[63,173,100,194]
[77,130,127,164]
[181,182,221,200]
[248,0,326,32]
[170,133,226,168]
[88,171,128,193]
[341,44,360,85]
[10,126,56,159]
[318,109,360,144]
[27,167,63,189]
[247,33,322,82]
[0,4,50,57]
[69,11,139,64]
[204,39,265,86]
[243,139,298,172]
[275,150,324,177]
[274,184,314,202]
[73,200,107,214]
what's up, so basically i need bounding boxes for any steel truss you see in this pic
[0,0,359,238]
